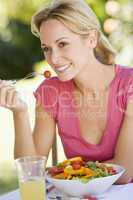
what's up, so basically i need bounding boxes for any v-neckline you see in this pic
[70,64,119,147]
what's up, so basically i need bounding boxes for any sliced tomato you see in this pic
[71,160,85,165]
[48,167,64,176]
[72,163,81,170]
[107,167,117,175]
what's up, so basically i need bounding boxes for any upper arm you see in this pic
[33,104,56,157]
[33,78,58,157]
[114,99,133,181]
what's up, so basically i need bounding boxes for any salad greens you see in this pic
[48,157,117,183]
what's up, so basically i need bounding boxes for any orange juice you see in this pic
[19,179,46,200]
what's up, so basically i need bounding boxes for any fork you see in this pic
[10,71,44,85]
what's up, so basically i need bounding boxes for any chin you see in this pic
[58,74,74,82]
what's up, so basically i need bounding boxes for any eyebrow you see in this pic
[41,37,69,47]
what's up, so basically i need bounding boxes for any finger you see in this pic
[0,80,7,88]
[12,91,20,107]
[6,88,17,107]
[0,86,7,106]
[0,80,14,88]
[0,85,15,106]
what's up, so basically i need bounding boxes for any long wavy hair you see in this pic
[31,0,116,65]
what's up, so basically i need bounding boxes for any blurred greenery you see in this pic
[0,162,18,195]
[0,19,43,79]
[0,177,18,195]
[0,0,132,79]
[86,0,107,23]
[0,0,132,195]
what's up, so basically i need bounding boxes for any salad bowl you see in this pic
[46,157,125,198]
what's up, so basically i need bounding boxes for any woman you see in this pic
[0,0,133,184]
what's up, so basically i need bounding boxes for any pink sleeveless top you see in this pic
[34,64,133,161]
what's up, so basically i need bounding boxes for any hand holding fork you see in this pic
[0,70,51,113]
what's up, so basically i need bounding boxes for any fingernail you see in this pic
[6,104,10,107]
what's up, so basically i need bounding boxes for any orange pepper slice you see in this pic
[83,168,96,176]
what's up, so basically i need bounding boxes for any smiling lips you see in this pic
[55,64,71,73]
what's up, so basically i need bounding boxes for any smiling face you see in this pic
[40,19,94,81]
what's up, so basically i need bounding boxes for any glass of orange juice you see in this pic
[15,156,47,200]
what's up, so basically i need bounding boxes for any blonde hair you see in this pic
[31,0,116,65]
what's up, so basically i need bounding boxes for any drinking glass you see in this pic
[15,156,47,200]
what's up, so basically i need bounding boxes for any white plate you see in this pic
[46,164,125,198]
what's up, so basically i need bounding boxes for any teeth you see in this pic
[56,65,69,72]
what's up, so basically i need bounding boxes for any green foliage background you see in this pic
[0,0,132,80]
[0,0,132,195]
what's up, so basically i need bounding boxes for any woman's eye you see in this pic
[42,47,49,53]
[58,42,68,48]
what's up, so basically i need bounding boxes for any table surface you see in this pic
[0,183,133,200]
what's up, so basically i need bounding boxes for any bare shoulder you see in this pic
[114,98,133,182]
[115,98,133,151]
[125,98,133,119]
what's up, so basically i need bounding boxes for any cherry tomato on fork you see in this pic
[43,70,51,78]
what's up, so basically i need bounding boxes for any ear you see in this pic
[87,30,98,49]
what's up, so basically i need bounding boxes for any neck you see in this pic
[73,62,115,95]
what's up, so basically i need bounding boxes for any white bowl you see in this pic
[46,164,125,198]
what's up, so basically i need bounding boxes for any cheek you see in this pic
[45,55,52,65]
[75,49,89,64]
[74,44,89,57]
[46,56,50,63]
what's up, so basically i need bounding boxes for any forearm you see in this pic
[104,158,132,184]
[13,110,37,158]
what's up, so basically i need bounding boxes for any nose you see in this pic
[50,49,62,66]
